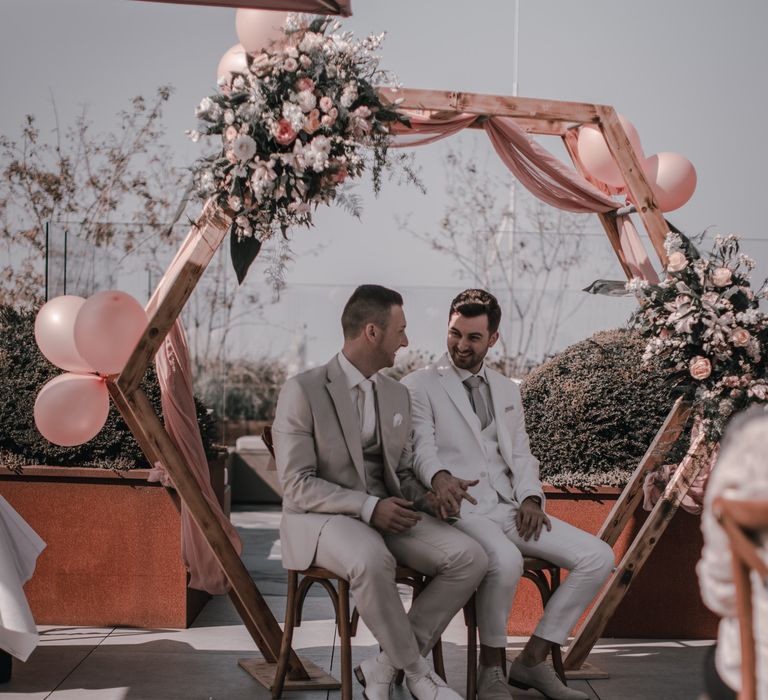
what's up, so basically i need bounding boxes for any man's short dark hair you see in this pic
[449,289,501,334]
[341,284,403,339]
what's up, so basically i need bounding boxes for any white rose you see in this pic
[233,135,257,162]
[224,109,235,125]
[296,90,317,113]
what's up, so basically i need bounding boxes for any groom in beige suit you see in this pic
[403,289,614,700]
[273,285,488,700]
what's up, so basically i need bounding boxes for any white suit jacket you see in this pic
[401,353,544,513]
[273,355,427,570]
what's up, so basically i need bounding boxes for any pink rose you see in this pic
[319,96,333,113]
[689,356,712,381]
[224,125,239,142]
[303,109,321,135]
[748,384,768,401]
[353,105,372,118]
[711,267,733,287]
[730,327,751,347]
[283,57,298,72]
[296,77,315,92]
[273,119,298,145]
[722,375,740,388]
[321,108,337,128]
[666,251,688,273]
[658,328,670,339]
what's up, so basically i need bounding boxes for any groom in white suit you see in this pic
[273,285,488,700]
[402,289,614,700]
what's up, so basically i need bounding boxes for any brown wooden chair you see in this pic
[262,427,445,700]
[463,558,566,699]
[713,497,768,700]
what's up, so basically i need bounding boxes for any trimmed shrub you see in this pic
[0,305,215,470]
[521,328,680,488]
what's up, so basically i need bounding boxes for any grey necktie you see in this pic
[463,375,491,429]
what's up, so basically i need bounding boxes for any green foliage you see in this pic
[521,328,681,488]
[0,305,215,469]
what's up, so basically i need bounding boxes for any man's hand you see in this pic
[371,497,422,534]
[431,471,479,519]
[515,497,552,541]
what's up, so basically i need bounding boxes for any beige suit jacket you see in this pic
[273,355,427,570]
[402,353,545,512]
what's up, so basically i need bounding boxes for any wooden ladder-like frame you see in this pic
[106,88,702,685]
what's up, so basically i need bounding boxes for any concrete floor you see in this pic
[1,506,714,699]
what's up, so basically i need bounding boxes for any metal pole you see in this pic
[44,221,49,302]
[63,228,68,296]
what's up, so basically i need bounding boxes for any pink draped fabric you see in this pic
[150,319,243,594]
[391,113,659,284]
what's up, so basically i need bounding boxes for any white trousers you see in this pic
[314,514,488,670]
[453,503,615,647]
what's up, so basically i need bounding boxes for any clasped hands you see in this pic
[371,470,550,541]
[429,470,551,541]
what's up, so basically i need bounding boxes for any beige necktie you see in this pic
[357,379,376,445]
[463,375,491,429]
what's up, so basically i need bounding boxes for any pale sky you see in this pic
[2,0,766,363]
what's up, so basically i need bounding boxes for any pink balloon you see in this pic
[577,116,645,187]
[217,43,248,84]
[34,296,94,373]
[235,9,288,54]
[34,373,110,446]
[642,152,697,212]
[73,291,148,376]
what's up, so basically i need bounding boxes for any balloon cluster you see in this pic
[217,9,288,83]
[577,115,697,212]
[33,291,148,447]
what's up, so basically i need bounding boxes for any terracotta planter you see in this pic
[506,485,718,639]
[0,462,225,629]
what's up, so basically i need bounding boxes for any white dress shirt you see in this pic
[337,352,380,524]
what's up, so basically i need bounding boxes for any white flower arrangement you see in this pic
[188,15,416,282]
[629,232,768,440]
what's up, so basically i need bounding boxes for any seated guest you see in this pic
[273,284,488,700]
[403,289,615,700]
[697,409,768,700]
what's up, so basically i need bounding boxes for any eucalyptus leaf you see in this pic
[583,279,633,297]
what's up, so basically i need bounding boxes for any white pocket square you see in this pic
[393,413,403,427]
[504,405,515,413]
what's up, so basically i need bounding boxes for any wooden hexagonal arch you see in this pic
[107,89,707,686]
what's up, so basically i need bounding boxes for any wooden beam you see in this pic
[595,106,669,266]
[597,398,691,547]
[119,384,308,678]
[563,431,712,669]
[117,201,232,395]
[381,87,601,124]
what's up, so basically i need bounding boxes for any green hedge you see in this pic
[0,305,215,470]
[521,328,680,488]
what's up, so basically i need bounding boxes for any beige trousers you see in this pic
[454,503,615,647]
[314,514,488,670]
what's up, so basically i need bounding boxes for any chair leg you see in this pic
[337,579,353,700]
[432,639,446,681]
[0,649,11,684]
[273,571,298,699]
[551,644,566,686]
[464,596,478,700]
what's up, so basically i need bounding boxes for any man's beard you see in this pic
[449,345,485,370]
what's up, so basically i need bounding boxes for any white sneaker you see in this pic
[354,654,397,700]
[477,665,515,700]
[406,668,464,700]
[507,659,588,700]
